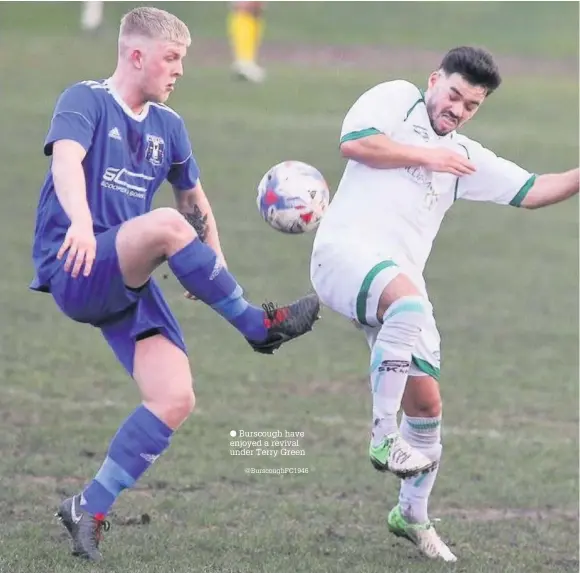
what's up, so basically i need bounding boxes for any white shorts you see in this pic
[310,239,441,379]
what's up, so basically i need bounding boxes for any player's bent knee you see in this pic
[150,207,190,233]
[146,388,196,429]
[150,207,196,254]
[403,375,442,418]
[414,398,442,418]
[170,388,196,419]
[381,295,432,328]
[377,274,426,323]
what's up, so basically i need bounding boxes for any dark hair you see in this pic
[439,46,501,95]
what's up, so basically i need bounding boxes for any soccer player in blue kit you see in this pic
[30,7,320,561]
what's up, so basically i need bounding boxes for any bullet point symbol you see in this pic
[230,430,237,437]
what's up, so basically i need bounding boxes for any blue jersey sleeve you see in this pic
[44,83,99,156]
[167,118,200,191]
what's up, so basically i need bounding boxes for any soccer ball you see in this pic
[256,160,330,234]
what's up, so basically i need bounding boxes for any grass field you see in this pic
[0,2,578,572]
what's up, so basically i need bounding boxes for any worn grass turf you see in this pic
[0,2,577,572]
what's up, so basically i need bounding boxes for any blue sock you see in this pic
[80,406,173,516]
[168,238,267,342]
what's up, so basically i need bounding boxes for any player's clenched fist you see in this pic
[424,148,477,177]
[57,222,97,278]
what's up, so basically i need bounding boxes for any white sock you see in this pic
[398,413,442,523]
[81,1,104,31]
[370,296,430,446]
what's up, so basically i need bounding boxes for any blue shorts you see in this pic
[48,225,187,375]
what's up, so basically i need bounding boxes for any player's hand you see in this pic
[424,148,477,176]
[184,254,228,301]
[57,222,97,279]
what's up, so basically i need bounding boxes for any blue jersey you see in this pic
[30,79,200,290]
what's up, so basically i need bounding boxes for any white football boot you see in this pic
[388,504,457,562]
[369,433,438,479]
[232,60,266,83]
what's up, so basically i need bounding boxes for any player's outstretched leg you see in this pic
[116,208,320,355]
[368,275,436,479]
[386,375,456,562]
[57,335,195,561]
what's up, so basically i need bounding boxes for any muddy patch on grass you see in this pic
[435,506,578,522]
[192,38,578,78]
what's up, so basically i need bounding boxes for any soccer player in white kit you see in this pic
[310,46,579,562]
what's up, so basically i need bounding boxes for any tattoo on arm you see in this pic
[184,205,208,242]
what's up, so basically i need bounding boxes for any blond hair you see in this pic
[119,7,191,46]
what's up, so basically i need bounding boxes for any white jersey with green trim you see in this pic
[315,79,536,271]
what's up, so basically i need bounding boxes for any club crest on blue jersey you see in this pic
[145,134,165,166]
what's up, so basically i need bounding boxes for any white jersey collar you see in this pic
[104,78,150,122]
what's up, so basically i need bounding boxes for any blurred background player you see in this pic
[80,0,104,33]
[228,1,266,82]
